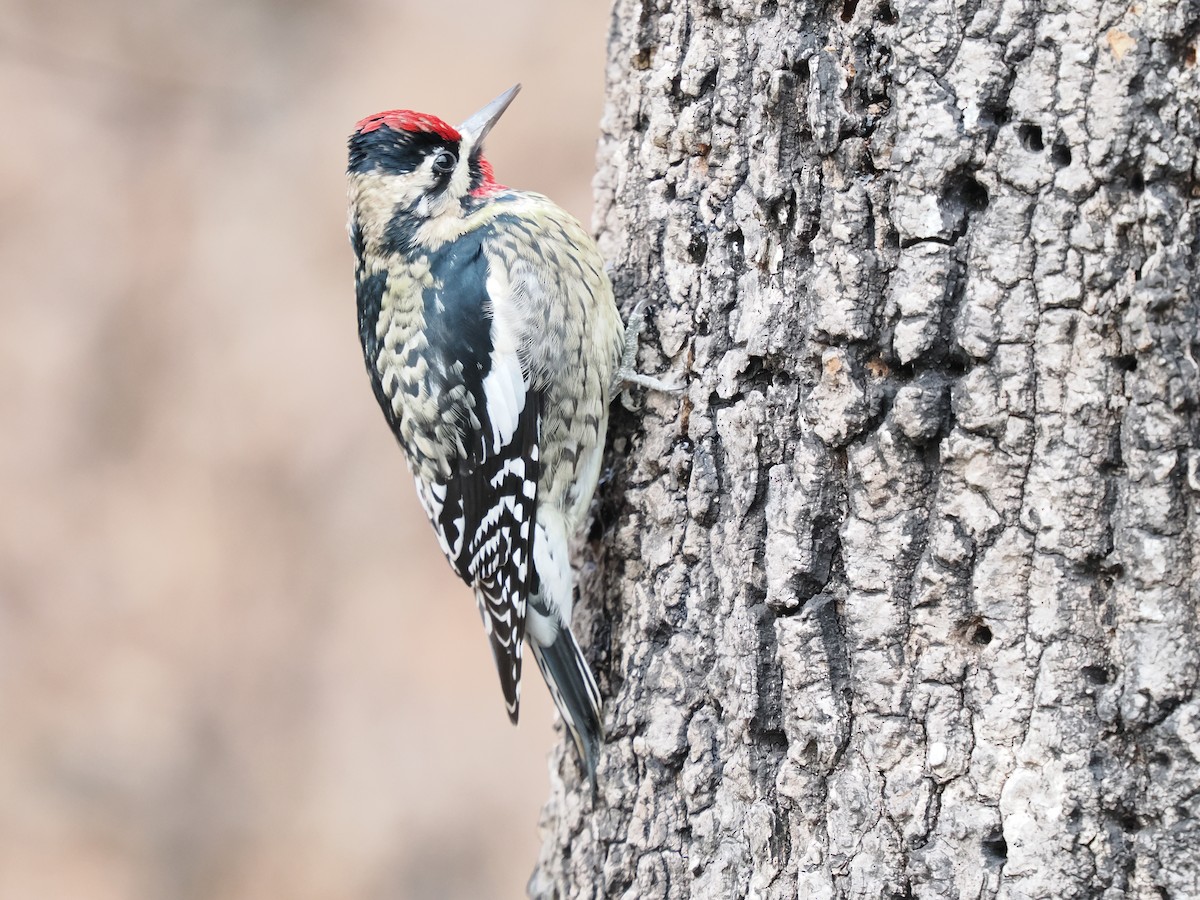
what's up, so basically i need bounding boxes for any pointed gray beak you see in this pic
[458,84,521,146]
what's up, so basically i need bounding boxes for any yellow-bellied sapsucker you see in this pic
[347,85,668,780]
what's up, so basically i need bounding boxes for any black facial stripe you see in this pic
[468,146,487,191]
[432,165,455,194]
[347,126,459,176]
[382,207,419,256]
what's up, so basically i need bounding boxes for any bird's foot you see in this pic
[612,298,685,406]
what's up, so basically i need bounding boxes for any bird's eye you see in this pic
[432,151,457,174]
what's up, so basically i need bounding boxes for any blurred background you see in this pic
[0,1,608,897]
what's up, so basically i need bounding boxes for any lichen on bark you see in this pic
[533,1,1200,897]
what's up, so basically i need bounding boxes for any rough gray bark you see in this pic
[532,1,1200,898]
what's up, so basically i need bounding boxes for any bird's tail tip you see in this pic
[531,626,604,787]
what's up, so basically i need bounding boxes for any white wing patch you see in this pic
[480,350,526,455]
[480,274,529,456]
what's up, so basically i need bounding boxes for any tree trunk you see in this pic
[532,1,1200,897]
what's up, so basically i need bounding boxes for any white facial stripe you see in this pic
[453,136,479,196]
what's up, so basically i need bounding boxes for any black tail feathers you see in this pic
[531,626,604,785]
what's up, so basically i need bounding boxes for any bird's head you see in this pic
[348,85,520,256]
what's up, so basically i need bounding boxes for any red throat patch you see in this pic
[470,156,507,197]
[354,110,461,141]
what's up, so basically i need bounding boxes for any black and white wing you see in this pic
[409,226,542,722]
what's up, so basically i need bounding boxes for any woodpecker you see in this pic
[347,85,669,780]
